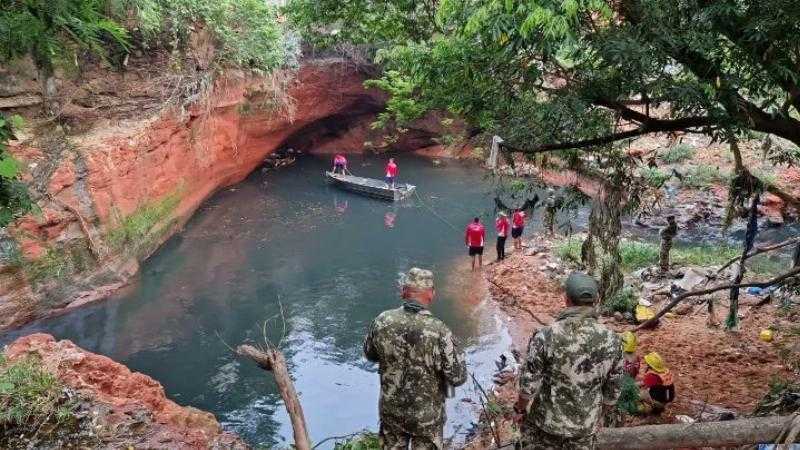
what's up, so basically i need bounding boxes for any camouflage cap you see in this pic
[402,267,434,290]
[564,272,599,305]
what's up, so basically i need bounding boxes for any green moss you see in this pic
[0,354,76,430]
[107,191,181,255]
[660,143,695,164]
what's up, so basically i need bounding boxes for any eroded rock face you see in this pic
[0,59,393,330]
[5,333,247,449]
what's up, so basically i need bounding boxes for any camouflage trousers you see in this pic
[520,424,595,450]
[659,237,673,271]
[379,421,443,450]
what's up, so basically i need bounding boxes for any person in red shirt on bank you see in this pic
[333,154,347,174]
[465,217,486,271]
[512,208,526,250]
[495,212,510,261]
[385,158,398,188]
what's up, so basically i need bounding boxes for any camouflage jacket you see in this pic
[519,306,623,437]
[364,304,467,433]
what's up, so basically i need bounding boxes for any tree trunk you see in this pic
[236,345,311,450]
[594,415,798,450]
[727,194,760,330]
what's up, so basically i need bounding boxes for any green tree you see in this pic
[0,0,130,113]
[0,113,32,228]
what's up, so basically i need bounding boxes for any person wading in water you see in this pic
[465,217,486,271]
[495,211,510,261]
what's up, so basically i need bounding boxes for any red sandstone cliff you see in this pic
[0,58,387,330]
[4,333,246,449]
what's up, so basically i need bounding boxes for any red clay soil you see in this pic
[484,241,799,427]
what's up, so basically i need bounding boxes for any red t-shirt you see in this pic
[495,217,510,237]
[513,211,526,228]
[465,223,485,247]
[334,154,346,165]
[385,162,398,177]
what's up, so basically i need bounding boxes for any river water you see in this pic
[3,154,515,448]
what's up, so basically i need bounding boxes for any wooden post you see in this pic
[237,345,311,450]
[489,135,503,171]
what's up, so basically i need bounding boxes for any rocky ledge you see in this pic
[3,333,246,449]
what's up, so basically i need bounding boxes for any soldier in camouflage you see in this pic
[515,272,623,450]
[543,189,557,237]
[364,268,467,450]
[659,215,678,272]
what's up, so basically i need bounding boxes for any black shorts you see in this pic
[511,226,524,238]
[469,246,484,256]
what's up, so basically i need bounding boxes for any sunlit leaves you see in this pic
[0,114,33,228]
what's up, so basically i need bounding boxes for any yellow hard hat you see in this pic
[644,352,667,373]
[635,304,655,322]
[759,329,774,343]
[621,331,637,353]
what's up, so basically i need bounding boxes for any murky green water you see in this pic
[3,154,514,447]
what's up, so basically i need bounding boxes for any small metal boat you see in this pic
[325,171,416,201]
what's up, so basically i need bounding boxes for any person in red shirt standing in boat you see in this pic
[511,208,526,251]
[385,158,399,189]
[495,212,510,261]
[465,217,486,271]
[333,153,348,175]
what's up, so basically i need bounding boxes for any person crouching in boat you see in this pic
[465,217,486,271]
[333,154,347,174]
[638,352,675,415]
[385,158,398,189]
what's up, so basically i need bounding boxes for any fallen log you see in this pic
[593,415,797,450]
[237,344,311,450]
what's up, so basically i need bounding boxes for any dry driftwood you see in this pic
[236,344,311,450]
[594,415,798,449]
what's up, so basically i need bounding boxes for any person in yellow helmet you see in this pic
[621,331,641,378]
[638,352,675,415]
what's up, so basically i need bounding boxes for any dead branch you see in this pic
[236,344,311,450]
[636,266,800,330]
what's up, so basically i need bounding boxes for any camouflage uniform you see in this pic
[519,306,623,450]
[659,217,678,272]
[543,196,557,236]
[364,304,467,450]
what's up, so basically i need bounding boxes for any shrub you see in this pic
[0,355,75,430]
[603,286,638,315]
[616,375,641,415]
[660,144,695,164]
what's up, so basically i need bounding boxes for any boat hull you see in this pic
[325,171,416,201]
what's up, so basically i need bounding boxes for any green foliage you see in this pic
[111,0,288,72]
[0,113,33,228]
[24,241,95,284]
[616,375,641,415]
[603,286,638,315]
[683,166,729,188]
[286,0,800,168]
[364,70,429,129]
[638,167,670,188]
[0,0,130,73]
[660,144,695,164]
[753,378,800,416]
[0,355,76,430]
[557,237,741,272]
[107,192,181,253]
[333,432,381,450]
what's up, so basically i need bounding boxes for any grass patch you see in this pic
[23,241,95,285]
[0,354,76,431]
[660,143,695,164]
[556,238,742,273]
[683,165,729,188]
[638,167,670,188]
[107,192,181,254]
[333,432,380,450]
